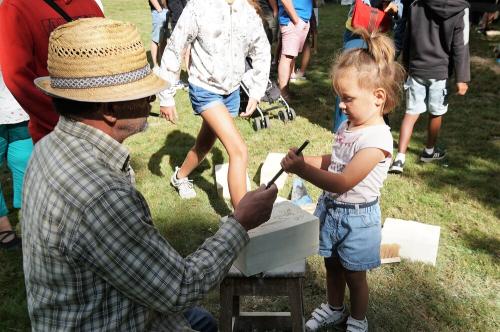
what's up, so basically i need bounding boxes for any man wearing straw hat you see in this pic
[22,18,278,331]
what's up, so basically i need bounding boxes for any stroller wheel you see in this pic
[287,108,296,121]
[278,110,288,123]
[253,117,262,131]
[263,115,271,129]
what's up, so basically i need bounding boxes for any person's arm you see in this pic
[149,0,164,12]
[0,4,52,136]
[157,1,197,122]
[268,0,278,17]
[240,13,271,116]
[74,185,277,313]
[280,0,301,25]
[282,147,386,194]
[452,8,470,95]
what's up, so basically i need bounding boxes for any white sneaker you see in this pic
[170,167,196,199]
[305,303,349,331]
[346,316,368,332]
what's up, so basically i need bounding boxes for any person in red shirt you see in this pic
[0,0,104,143]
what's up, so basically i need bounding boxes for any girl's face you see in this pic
[335,69,386,127]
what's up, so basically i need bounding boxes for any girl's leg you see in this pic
[325,256,347,307]
[177,119,218,179]
[344,269,369,320]
[199,104,248,207]
[0,127,15,244]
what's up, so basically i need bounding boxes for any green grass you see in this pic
[1,2,499,331]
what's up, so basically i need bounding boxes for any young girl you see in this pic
[281,29,404,332]
[157,0,270,207]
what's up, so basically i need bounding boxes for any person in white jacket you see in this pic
[157,0,270,207]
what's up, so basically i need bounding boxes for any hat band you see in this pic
[51,64,151,89]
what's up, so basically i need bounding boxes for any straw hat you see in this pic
[35,18,169,102]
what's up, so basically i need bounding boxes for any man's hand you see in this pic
[384,2,398,15]
[239,98,258,117]
[159,105,178,124]
[233,184,278,231]
[281,147,306,176]
[456,82,468,96]
[293,19,306,32]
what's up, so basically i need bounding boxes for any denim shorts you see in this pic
[314,195,382,271]
[189,83,240,117]
[151,9,168,44]
[405,76,449,116]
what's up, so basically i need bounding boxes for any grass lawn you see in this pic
[1,1,499,331]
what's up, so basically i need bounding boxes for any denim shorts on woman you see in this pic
[314,195,382,271]
[405,76,449,116]
[189,83,240,117]
[151,9,168,44]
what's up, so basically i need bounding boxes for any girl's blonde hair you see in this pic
[331,28,405,114]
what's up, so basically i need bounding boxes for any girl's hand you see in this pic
[281,148,306,175]
[160,105,178,124]
[456,82,468,95]
[240,98,258,117]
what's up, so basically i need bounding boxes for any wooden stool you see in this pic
[219,260,306,332]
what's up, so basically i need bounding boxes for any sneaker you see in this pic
[170,167,196,199]
[346,316,368,332]
[420,147,446,163]
[290,70,307,83]
[389,159,405,174]
[305,303,349,331]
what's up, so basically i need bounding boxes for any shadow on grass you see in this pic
[460,230,500,263]
[304,259,495,330]
[148,130,231,216]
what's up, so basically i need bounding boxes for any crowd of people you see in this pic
[0,0,473,331]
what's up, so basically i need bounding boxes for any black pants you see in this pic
[169,0,188,30]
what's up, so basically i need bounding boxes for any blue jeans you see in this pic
[332,31,368,133]
[0,121,33,217]
[184,307,217,332]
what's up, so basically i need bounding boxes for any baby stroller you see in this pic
[240,60,296,131]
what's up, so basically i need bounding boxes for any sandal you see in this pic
[0,230,21,250]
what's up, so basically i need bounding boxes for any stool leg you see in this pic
[220,279,234,332]
[288,278,305,332]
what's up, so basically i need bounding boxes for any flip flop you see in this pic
[0,230,21,250]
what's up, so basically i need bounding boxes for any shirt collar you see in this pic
[56,116,131,172]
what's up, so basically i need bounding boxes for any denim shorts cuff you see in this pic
[340,257,381,271]
[405,108,426,115]
[319,249,334,257]
[200,100,225,111]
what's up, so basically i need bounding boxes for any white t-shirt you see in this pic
[0,71,29,125]
[327,121,393,203]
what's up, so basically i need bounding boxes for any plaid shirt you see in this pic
[22,117,249,331]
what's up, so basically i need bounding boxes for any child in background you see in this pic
[158,0,270,207]
[389,0,470,174]
[280,29,404,332]
[149,0,169,67]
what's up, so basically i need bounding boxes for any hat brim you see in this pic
[34,73,170,103]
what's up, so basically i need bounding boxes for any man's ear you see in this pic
[373,88,387,108]
[101,103,117,126]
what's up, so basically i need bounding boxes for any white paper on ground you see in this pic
[381,218,441,266]
[214,163,251,199]
[259,153,288,190]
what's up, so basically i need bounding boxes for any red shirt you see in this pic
[0,0,104,143]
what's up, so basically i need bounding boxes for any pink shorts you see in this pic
[280,20,310,57]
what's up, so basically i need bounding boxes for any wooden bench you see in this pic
[219,260,306,332]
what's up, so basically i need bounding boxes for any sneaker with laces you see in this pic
[420,147,446,163]
[389,159,405,174]
[305,303,349,331]
[346,316,368,332]
[170,167,196,199]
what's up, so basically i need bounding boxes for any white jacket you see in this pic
[158,0,271,107]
